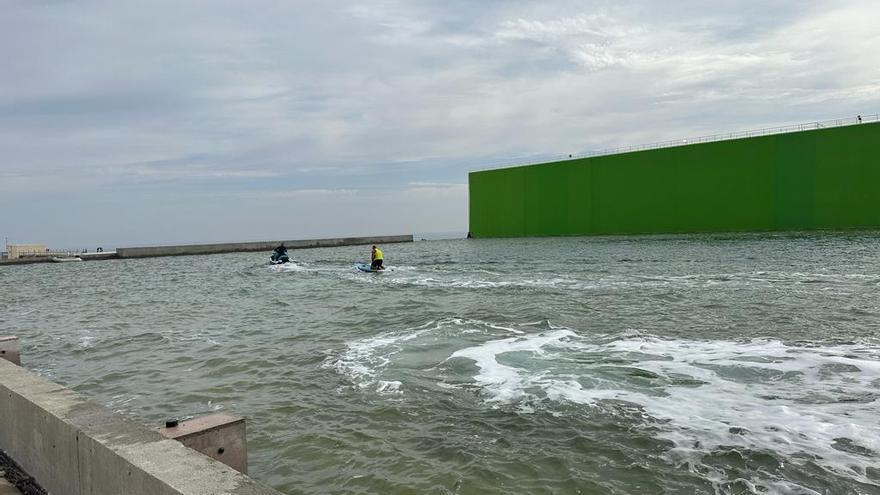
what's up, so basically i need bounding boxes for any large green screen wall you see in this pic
[469,123,880,237]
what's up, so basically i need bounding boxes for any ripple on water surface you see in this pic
[2,234,880,494]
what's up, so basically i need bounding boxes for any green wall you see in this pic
[469,122,880,237]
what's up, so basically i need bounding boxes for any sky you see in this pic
[1,0,878,248]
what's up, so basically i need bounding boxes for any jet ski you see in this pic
[355,263,386,272]
[270,247,290,264]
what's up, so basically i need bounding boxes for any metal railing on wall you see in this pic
[476,114,878,171]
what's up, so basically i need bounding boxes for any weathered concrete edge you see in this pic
[0,359,282,495]
[116,234,413,258]
[0,257,53,266]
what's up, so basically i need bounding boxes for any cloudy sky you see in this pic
[2,0,878,248]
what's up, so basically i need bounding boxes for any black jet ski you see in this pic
[270,245,290,264]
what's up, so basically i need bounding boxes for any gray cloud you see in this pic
[1,0,878,246]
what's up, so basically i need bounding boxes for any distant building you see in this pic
[6,244,49,260]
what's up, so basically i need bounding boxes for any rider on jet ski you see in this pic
[370,245,385,271]
[271,243,290,264]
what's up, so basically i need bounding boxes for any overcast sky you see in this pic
[2,0,878,248]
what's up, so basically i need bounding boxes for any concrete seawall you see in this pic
[0,235,413,265]
[0,359,283,495]
[0,257,53,266]
[116,234,413,258]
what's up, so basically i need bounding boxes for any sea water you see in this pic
[2,234,879,494]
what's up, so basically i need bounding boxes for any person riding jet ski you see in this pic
[270,243,290,264]
[370,245,385,271]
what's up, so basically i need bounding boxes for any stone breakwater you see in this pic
[1,234,413,265]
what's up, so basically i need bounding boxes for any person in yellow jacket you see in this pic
[371,245,385,271]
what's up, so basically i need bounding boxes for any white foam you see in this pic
[450,329,576,402]
[78,333,96,348]
[451,332,880,488]
[344,267,880,294]
[326,317,880,488]
[270,262,307,272]
[389,277,586,291]
[324,317,523,394]
[376,380,403,394]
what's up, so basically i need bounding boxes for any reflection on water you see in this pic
[2,233,880,494]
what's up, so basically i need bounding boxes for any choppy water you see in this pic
[2,234,880,494]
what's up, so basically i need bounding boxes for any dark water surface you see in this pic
[2,234,880,494]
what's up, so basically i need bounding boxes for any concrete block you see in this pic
[0,359,283,495]
[78,251,118,261]
[0,337,20,366]
[158,414,248,474]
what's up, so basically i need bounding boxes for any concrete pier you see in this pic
[0,359,284,495]
[0,235,413,265]
[0,257,52,266]
[116,234,412,258]
[78,251,117,261]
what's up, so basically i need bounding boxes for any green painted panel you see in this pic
[814,123,880,228]
[774,131,815,229]
[469,122,880,237]
[566,160,593,234]
[468,166,525,237]
[591,148,674,234]
[525,162,569,236]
